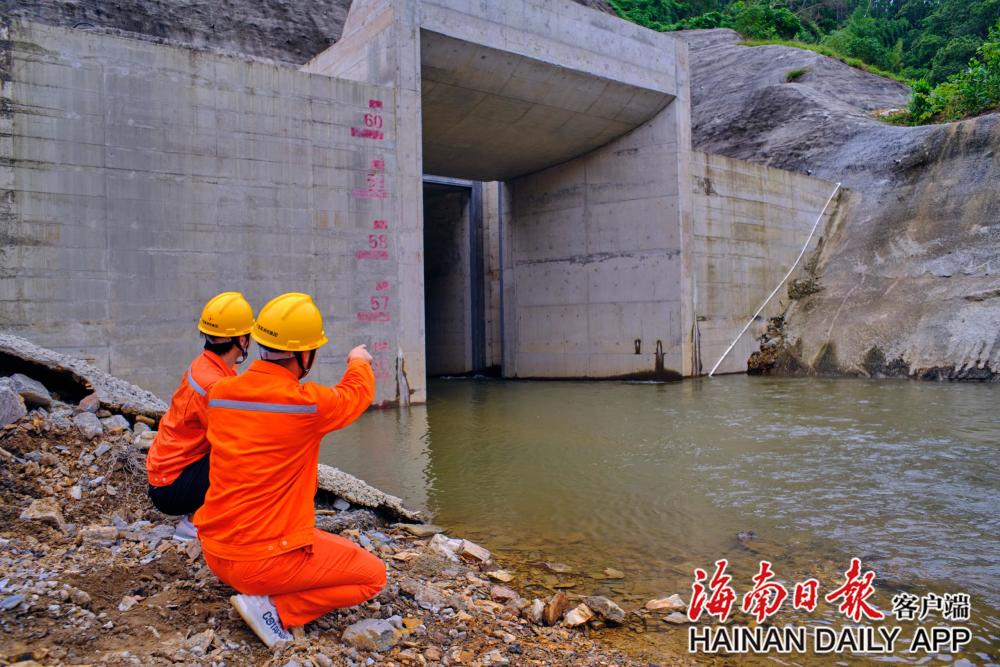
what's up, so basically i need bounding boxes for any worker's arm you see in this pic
[314,346,375,433]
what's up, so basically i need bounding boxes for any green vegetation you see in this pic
[904,22,1000,122]
[784,66,809,82]
[746,38,906,81]
[608,0,1000,123]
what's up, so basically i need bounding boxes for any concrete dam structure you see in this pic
[0,0,840,403]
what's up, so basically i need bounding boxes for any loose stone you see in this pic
[72,413,103,440]
[10,374,52,408]
[0,384,27,427]
[543,592,571,627]
[563,603,594,627]
[393,523,444,537]
[100,414,131,434]
[19,497,66,532]
[645,594,686,612]
[583,596,626,625]
[341,618,400,652]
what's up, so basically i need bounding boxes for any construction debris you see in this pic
[316,464,421,523]
[0,333,166,420]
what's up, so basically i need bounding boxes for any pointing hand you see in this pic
[348,344,373,364]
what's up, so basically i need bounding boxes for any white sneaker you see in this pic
[173,515,198,542]
[230,594,293,648]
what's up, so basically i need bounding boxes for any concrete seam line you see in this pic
[707,182,842,378]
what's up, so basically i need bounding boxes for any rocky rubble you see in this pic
[0,360,676,666]
[0,334,167,420]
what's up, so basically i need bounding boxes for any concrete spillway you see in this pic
[1,1,841,403]
[304,0,697,395]
[420,30,673,181]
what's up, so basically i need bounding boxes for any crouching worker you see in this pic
[194,292,383,647]
[147,292,255,540]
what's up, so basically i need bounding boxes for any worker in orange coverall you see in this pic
[147,292,255,540]
[193,292,384,647]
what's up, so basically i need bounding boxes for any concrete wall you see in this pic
[0,20,403,402]
[423,186,472,375]
[690,151,840,375]
[303,0,428,404]
[502,108,692,379]
[1,4,840,397]
[482,182,503,371]
[305,0,692,382]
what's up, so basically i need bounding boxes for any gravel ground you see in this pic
[0,363,678,666]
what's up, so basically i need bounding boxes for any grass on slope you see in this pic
[741,23,1000,125]
[739,38,911,85]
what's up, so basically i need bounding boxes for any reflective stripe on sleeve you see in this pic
[187,367,206,397]
[207,398,318,414]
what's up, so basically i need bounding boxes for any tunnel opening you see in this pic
[422,177,489,377]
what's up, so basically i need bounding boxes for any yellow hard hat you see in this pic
[198,292,255,337]
[252,292,329,351]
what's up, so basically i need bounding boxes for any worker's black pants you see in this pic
[147,453,210,516]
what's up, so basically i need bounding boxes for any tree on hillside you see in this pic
[610,0,1000,82]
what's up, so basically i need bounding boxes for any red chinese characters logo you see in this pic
[793,578,820,612]
[687,558,886,623]
[689,560,738,622]
[824,558,885,622]
[741,560,788,622]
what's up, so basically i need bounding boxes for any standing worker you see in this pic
[147,291,255,540]
[194,292,383,647]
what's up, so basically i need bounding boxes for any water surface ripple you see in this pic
[322,376,999,663]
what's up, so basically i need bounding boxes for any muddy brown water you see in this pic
[320,376,999,665]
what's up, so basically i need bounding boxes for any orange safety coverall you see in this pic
[147,350,235,486]
[194,358,383,628]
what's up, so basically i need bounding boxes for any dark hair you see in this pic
[204,337,238,355]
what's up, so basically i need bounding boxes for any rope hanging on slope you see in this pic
[707,182,842,378]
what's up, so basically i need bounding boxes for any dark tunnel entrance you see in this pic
[422,177,487,377]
